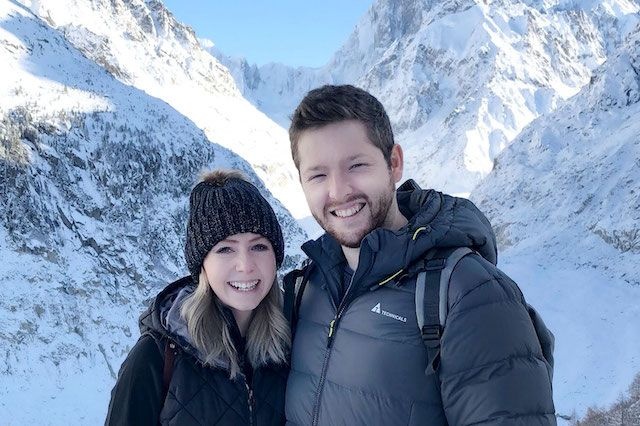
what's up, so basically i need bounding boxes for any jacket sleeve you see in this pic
[438,254,556,425]
[105,334,164,426]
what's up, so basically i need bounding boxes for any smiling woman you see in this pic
[200,232,277,339]
[105,169,290,426]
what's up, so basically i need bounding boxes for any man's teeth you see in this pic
[333,204,364,218]
[228,280,259,291]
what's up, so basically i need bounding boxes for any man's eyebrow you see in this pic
[302,164,327,173]
[304,154,369,171]
[346,154,368,162]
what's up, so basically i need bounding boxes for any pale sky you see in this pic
[161,0,374,68]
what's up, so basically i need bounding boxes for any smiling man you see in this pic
[283,85,556,425]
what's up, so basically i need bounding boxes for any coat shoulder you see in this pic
[446,252,524,314]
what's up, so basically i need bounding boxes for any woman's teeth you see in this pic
[228,280,259,291]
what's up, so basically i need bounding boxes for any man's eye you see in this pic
[252,243,270,252]
[216,246,233,254]
[350,163,367,170]
[308,174,325,182]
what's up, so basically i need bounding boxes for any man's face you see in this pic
[297,120,403,248]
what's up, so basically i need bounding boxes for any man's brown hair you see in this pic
[289,85,395,169]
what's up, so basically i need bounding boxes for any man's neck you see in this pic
[342,207,408,270]
[343,246,360,271]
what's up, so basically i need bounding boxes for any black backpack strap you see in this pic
[415,247,474,375]
[283,271,298,324]
[283,260,313,338]
[161,340,177,404]
[141,331,177,416]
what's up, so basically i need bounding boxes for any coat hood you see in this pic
[139,277,200,359]
[138,277,238,368]
[302,179,497,285]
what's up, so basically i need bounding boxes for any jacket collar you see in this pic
[301,179,497,286]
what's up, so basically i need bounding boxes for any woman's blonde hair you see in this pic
[180,268,291,379]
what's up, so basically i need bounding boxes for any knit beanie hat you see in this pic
[184,170,285,284]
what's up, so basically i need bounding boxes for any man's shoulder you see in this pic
[446,251,523,309]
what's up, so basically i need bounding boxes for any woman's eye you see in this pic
[215,246,233,254]
[252,243,270,252]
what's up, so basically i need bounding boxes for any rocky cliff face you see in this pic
[469,22,640,418]
[26,0,308,217]
[472,21,640,285]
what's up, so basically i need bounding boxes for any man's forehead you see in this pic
[298,124,375,154]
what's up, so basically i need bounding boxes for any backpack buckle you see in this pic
[424,258,446,271]
[421,325,441,348]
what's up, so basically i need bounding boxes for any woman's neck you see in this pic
[233,309,252,337]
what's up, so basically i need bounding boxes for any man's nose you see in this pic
[328,172,351,201]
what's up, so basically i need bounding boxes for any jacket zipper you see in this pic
[244,379,255,426]
[311,268,364,426]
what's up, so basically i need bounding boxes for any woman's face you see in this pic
[203,232,276,316]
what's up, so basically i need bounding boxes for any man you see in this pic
[284,84,555,425]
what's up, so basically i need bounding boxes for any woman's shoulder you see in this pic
[119,333,165,378]
[105,334,166,424]
[133,333,164,357]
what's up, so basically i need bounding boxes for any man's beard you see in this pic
[314,178,396,248]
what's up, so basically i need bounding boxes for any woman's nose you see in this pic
[235,250,256,272]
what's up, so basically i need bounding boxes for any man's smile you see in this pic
[330,203,365,218]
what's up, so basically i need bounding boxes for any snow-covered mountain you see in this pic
[213,50,329,129]
[24,0,308,218]
[470,22,640,419]
[0,0,306,423]
[473,23,640,285]
[217,0,639,196]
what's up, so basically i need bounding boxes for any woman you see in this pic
[106,169,290,425]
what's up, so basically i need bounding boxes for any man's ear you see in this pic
[390,144,403,183]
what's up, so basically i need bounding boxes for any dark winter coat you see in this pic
[285,183,556,425]
[105,277,287,426]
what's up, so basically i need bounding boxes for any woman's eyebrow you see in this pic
[221,235,265,244]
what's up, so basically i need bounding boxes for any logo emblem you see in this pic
[370,302,407,323]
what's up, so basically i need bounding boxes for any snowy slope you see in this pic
[0,1,306,423]
[212,50,330,129]
[21,0,309,218]
[218,0,639,196]
[471,23,640,420]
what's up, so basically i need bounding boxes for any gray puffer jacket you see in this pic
[284,182,555,425]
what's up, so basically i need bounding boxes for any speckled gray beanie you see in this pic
[184,170,284,284]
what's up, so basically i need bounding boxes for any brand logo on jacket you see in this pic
[371,303,407,323]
